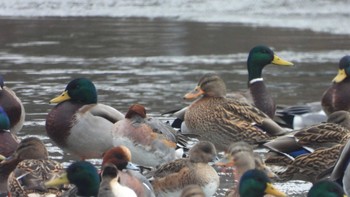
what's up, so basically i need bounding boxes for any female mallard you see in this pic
[0,137,69,196]
[264,110,350,167]
[102,146,155,197]
[215,142,276,197]
[0,75,25,134]
[169,45,293,129]
[238,169,286,197]
[45,78,124,160]
[308,180,345,197]
[322,55,350,116]
[112,104,185,167]
[0,106,19,158]
[183,73,286,151]
[45,161,100,197]
[150,141,220,197]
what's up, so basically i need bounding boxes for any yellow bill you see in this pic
[50,90,71,104]
[272,54,294,66]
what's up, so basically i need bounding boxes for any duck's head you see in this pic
[184,73,226,100]
[45,161,100,196]
[125,104,147,119]
[0,106,11,130]
[50,78,97,104]
[307,180,346,197]
[333,55,350,83]
[215,142,253,168]
[189,141,217,163]
[102,146,132,170]
[247,45,293,81]
[239,169,286,197]
[15,137,48,160]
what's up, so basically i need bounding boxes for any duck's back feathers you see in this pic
[8,159,69,197]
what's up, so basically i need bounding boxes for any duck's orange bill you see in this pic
[214,154,234,167]
[183,86,204,100]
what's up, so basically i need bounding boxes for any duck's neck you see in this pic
[247,62,264,82]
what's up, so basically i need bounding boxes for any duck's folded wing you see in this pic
[89,104,125,123]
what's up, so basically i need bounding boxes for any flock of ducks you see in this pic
[0,45,350,197]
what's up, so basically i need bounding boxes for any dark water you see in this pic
[1,17,350,196]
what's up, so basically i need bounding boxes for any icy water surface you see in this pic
[0,1,350,196]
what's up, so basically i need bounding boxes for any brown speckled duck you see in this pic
[215,142,276,197]
[46,78,124,160]
[264,110,350,167]
[0,137,68,196]
[183,73,287,151]
[0,75,25,134]
[169,45,293,130]
[322,55,350,116]
[150,141,219,197]
[264,111,350,183]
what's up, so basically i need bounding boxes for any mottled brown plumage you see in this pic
[151,141,219,197]
[275,144,344,183]
[264,111,350,183]
[183,74,286,151]
[0,137,69,196]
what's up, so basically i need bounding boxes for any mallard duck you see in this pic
[216,142,276,180]
[183,73,287,151]
[102,145,155,197]
[45,161,100,197]
[322,55,350,116]
[263,111,350,183]
[307,180,345,197]
[46,78,124,160]
[238,169,286,197]
[215,141,276,197]
[0,106,19,157]
[112,104,182,167]
[0,75,25,134]
[167,45,293,129]
[99,163,137,197]
[150,141,219,197]
[236,45,293,119]
[331,136,350,195]
[0,137,69,196]
[264,110,350,167]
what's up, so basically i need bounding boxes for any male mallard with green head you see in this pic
[46,78,124,160]
[243,45,293,118]
[322,55,350,116]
